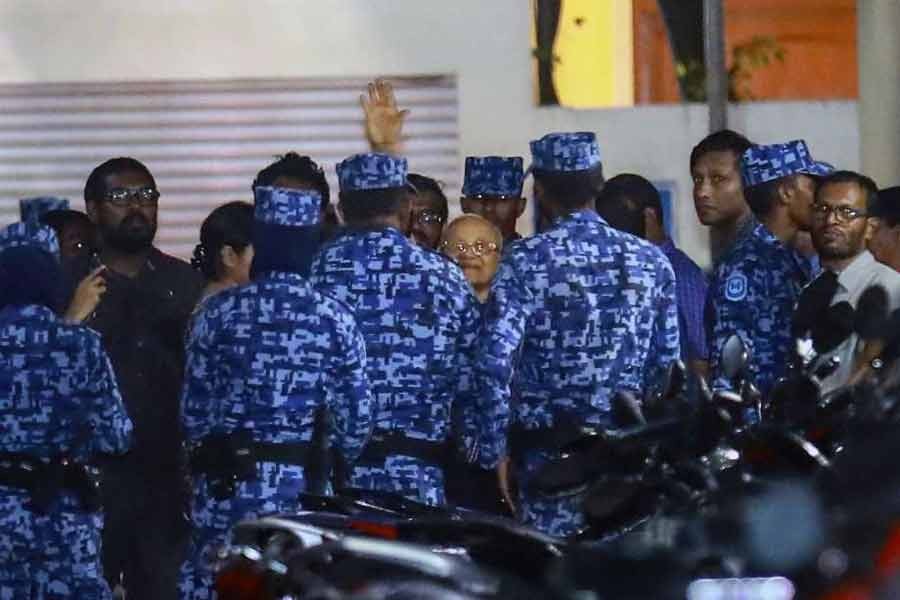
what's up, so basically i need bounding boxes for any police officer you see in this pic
[0,222,132,599]
[690,130,755,263]
[179,187,373,598]
[478,132,680,537]
[310,152,487,506]
[708,140,832,396]
[460,156,527,244]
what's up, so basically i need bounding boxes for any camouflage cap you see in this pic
[462,156,525,197]
[336,152,408,192]
[254,186,322,227]
[528,132,602,173]
[0,221,60,257]
[19,196,70,224]
[741,140,834,188]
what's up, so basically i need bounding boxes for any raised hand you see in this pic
[360,78,409,155]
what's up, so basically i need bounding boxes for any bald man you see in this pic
[440,215,503,302]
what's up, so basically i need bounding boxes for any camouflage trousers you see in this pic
[178,463,308,600]
[349,455,445,506]
[0,491,112,599]
[515,451,585,538]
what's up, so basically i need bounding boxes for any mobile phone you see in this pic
[89,251,105,272]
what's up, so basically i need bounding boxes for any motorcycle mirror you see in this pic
[722,335,749,381]
[611,391,646,428]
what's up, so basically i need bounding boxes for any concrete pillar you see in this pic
[858,0,900,187]
[704,0,727,132]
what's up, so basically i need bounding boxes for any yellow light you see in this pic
[551,0,634,108]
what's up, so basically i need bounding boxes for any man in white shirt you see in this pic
[809,171,900,393]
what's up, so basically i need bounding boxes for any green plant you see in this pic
[676,59,708,102]
[728,36,787,100]
[674,36,787,102]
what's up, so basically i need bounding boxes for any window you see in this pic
[0,75,458,257]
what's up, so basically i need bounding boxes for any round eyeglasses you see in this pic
[441,239,499,258]
[415,210,445,226]
[811,203,867,223]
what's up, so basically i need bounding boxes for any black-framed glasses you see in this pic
[812,203,867,223]
[415,210,445,226]
[441,239,499,258]
[104,187,160,207]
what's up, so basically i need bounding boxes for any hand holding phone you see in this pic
[64,265,108,323]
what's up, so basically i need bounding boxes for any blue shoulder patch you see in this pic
[725,272,748,302]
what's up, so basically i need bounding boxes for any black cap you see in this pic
[871,186,900,225]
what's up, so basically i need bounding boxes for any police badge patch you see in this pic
[725,272,748,302]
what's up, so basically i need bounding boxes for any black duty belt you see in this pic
[0,453,101,513]
[356,429,452,470]
[190,429,326,500]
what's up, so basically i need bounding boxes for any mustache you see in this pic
[119,213,152,229]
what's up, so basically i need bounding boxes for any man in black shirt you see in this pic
[66,157,202,600]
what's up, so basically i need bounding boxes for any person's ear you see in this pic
[220,245,239,272]
[642,208,657,238]
[777,179,794,206]
[864,217,877,243]
[398,196,413,235]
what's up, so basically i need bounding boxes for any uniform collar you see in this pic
[753,222,815,275]
[737,214,758,241]
[716,214,759,265]
[553,209,602,228]
[342,225,408,242]
[0,303,57,324]
[254,270,308,285]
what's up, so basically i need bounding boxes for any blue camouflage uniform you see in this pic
[708,140,832,396]
[462,156,526,245]
[0,222,132,599]
[179,187,373,599]
[478,133,681,537]
[19,197,69,224]
[310,153,490,506]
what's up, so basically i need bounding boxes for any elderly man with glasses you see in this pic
[440,214,503,303]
